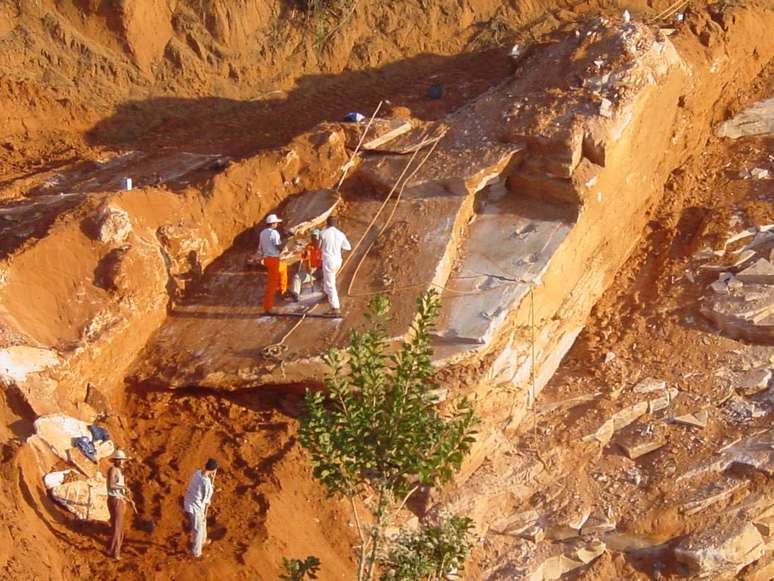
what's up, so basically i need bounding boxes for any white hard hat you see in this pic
[111,449,129,461]
[266,214,282,225]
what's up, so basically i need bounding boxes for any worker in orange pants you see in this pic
[259,214,287,314]
[262,256,288,312]
[278,260,288,295]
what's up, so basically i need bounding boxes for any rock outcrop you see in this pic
[675,520,765,578]
[700,226,774,343]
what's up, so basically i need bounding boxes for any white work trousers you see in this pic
[188,509,207,557]
[322,258,342,309]
[291,270,316,298]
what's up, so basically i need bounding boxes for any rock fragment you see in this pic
[733,367,772,396]
[632,377,666,394]
[715,97,774,139]
[680,477,747,516]
[736,258,774,285]
[528,540,606,580]
[618,434,667,459]
[675,520,765,578]
[95,205,132,245]
[648,388,679,413]
[673,409,709,428]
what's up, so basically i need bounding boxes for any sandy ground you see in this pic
[1,2,773,580]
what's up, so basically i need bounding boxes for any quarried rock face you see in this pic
[132,19,695,402]
[0,129,349,414]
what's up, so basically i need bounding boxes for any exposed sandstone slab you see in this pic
[733,367,772,396]
[700,226,774,343]
[673,409,709,428]
[24,18,700,413]
[433,190,573,358]
[701,283,774,344]
[618,434,667,460]
[51,475,110,522]
[675,520,765,578]
[282,189,339,235]
[715,97,774,139]
[737,258,774,285]
[368,122,448,154]
[339,118,412,151]
[679,429,774,480]
[581,389,677,446]
[523,540,606,581]
[141,190,477,388]
[680,476,747,516]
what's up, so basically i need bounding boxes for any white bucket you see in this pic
[123,177,133,191]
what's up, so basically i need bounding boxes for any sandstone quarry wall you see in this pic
[441,1,774,525]
[0,129,348,415]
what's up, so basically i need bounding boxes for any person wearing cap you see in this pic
[290,229,323,301]
[183,458,218,558]
[320,216,351,314]
[258,214,288,314]
[106,449,130,560]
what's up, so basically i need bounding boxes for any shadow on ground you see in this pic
[85,49,513,159]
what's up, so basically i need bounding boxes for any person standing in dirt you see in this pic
[320,216,351,315]
[258,214,287,314]
[183,458,218,559]
[106,449,130,560]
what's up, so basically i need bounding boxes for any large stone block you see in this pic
[675,520,765,578]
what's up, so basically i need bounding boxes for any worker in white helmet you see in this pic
[258,214,288,314]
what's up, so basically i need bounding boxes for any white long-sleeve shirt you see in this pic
[258,227,282,258]
[320,226,351,266]
[183,470,213,514]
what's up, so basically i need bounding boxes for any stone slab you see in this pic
[433,191,573,353]
[673,410,709,428]
[681,477,747,516]
[32,414,92,462]
[368,122,448,154]
[675,520,765,578]
[716,97,774,139]
[281,189,340,235]
[648,388,679,413]
[736,258,774,285]
[734,367,772,396]
[362,120,413,150]
[0,346,60,384]
[702,283,774,343]
[51,475,110,522]
[618,435,667,459]
[633,378,666,394]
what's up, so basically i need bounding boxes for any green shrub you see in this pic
[299,290,478,580]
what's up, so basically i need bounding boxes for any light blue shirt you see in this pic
[258,227,282,258]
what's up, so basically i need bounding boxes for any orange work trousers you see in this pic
[262,257,288,312]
